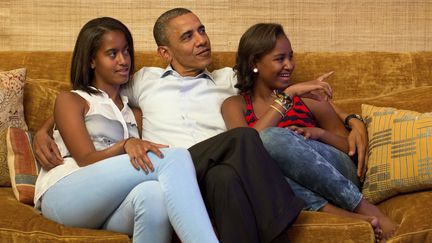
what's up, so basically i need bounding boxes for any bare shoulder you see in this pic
[55,91,87,110]
[221,95,246,116]
[222,95,244,108]
[56,91,80,102]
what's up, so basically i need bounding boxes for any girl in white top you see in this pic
[34,17,218,243]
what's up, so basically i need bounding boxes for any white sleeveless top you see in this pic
[34,89,139,209]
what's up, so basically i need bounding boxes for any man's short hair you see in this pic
[153,8,192,46]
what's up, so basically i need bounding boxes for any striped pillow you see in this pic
[361,104,432,204]
[6,127,39,205]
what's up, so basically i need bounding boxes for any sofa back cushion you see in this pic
[24,78,70,133]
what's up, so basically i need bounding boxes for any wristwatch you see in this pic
[273,90,293,111]
[344,114,364,129]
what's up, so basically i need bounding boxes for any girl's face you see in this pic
[254,35,295,90]
[91,30,131,88]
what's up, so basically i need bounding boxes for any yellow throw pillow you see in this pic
[361,104,432,204]
[0,68,28,186]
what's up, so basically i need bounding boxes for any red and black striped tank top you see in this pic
[242,93,318,128]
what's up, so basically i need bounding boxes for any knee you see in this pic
[229,127,259,140]
[161,147,195,170]
[205,165,239,190]
[162,147,190,160]
[259,126,279,138]
[259,127,286,151]
[259,127,302,148]
[259,127,290,141]
[204,166,242,212]
[259,127,278,146]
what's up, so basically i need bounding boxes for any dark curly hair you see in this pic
[234,23,286,94]
[71,17,135,94]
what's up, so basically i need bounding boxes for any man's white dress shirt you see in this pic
[122,66,237,148]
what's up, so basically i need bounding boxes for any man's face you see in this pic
[161,13,212,77]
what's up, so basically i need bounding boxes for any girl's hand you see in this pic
[288,125,325,140]
[123,138,169,173]
[284,71,334,101]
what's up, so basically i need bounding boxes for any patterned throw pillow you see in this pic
[6,127,39,205]
[0,68,28,186]
[361,104,432,204]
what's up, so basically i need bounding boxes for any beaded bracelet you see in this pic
[273,90,293,111]
[273,99,289,112]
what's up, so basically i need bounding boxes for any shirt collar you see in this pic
[89,86,129,106]
[161,65,215,82]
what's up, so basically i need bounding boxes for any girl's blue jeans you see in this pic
[41,148,218,243]
[260,127,362,212]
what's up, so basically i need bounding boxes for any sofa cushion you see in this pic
[0,187,130,242]
[6,127,39,205]
[23,78,70,133]
[334,86,432,115]
[0,68,28,186]
[286,211,374,242]
[361,104,432,204]
[378,191,432,243]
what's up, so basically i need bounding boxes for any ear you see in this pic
[157,46,173,63]
[252,57,261,71]
[90,59,96,69]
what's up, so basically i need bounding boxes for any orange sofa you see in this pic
[1,51,432,242]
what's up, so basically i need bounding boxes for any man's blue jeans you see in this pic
[260,127,363,211]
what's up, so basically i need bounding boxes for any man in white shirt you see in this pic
[124,9,306,243]
[34,7,368,243]
[122,66,236,148]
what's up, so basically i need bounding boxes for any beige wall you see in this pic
[1,0,431,52]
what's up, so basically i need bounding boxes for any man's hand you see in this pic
[347,119,368,180]
[33,129,63,170]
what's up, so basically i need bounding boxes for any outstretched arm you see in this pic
[33,116,63,170]
[331,102,368,179]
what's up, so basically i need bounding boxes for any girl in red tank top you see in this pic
[221,23,399,240]
[242,93,317,128]
[221,23,344,150]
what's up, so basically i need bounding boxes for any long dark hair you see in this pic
[234,23,286,94]
[70,17,135,94]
